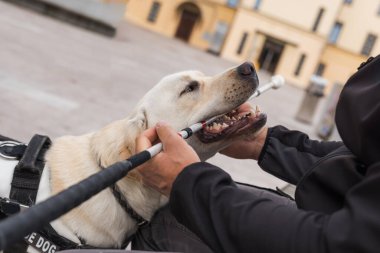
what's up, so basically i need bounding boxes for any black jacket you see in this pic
[169,55,380,253]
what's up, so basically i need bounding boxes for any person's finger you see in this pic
[156,121,183,151]
[143,127,158,143]
[136,127,158,152]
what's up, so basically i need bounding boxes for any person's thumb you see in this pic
[156,121,182,150]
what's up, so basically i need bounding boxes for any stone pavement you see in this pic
[0,2,339,190]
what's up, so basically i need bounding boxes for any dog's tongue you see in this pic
[236,102,251,112]
[234,102,261,118]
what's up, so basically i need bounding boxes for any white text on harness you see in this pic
[25,232,58,253]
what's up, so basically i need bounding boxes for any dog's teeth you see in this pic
[222,123,229,128]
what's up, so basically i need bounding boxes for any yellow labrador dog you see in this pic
[0,62,267,250]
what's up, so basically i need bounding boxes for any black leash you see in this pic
[98,162,148,227]
[110,183,148,226]
[0,150,151,250]
[1,135,134,251]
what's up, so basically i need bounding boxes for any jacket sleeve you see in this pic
[259,126,343,184]
[170,162,380,253]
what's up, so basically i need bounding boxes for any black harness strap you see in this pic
[0,135,26,160]
[0,135,20,142]
[10,135,51,206]
[0,143,27,160]
[3,135,51,253]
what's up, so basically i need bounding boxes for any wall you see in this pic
[241,0,341,36]
[125,0,236,51]
[221,9,326,88]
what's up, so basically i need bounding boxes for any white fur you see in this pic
[1,65,262,250]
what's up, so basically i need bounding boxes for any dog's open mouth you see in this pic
[197,103,267,143]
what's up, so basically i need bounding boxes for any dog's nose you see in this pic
[237,62,256,76]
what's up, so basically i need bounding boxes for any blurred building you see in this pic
[319,0,380,92]
[125,0,380,91]
[125,0,236,55]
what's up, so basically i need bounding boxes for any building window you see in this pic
[361,34,377,56]
[236,32,248,55]
[147,1,161,23]
[328,22,343,44]
[312,8,325,32]
[227,0,239,7]
[254,0,262,10]
[208,22,229,54]
[315,63,326,76]
[294,53,306,76]
[343,0,353,4]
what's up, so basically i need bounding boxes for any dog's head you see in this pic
[130,62,267,161]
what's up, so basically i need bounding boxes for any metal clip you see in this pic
[0,197,29,215]
[0,141,23,160]
[137,220,148,227]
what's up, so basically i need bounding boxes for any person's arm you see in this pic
[258,126,343,184]
[136,123,380,253]
[170,161,380,253]
[221,125,343,185]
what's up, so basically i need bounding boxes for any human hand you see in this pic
[219,126,268,160]
[136,121,200,196]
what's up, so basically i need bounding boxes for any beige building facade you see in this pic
[125,0,236,54]
[125,0,380,90]
[221,0,345,88]
[320,0,380,91]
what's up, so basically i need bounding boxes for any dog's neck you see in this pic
[46,117,167,247]
[92,119,165,218]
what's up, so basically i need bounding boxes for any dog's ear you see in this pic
[90,108,149,168]
[119,108,149,160]
[128,108,149,133]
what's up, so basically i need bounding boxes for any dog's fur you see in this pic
[0,64,261,249]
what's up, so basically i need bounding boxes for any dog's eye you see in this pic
[180,81,200,96]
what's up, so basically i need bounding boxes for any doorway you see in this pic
[258,38,284,73]
[175,3,201,42]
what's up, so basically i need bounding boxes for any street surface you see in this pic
[0,2,338,190]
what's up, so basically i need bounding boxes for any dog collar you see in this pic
[99,164,148,227]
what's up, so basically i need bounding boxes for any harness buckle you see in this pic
[0,197,29,215]
[0,141,24,160]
